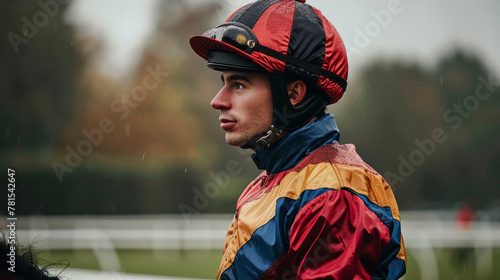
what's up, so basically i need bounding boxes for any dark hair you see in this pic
[0,231,67,280]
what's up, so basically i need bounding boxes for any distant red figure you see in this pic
[455,204,475,230]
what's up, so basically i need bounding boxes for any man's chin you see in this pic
[225,134,249,147]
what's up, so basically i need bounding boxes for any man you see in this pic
[190,0,406,279]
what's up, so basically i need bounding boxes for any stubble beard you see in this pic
[225,132,251,147]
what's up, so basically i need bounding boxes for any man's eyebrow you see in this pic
[221,74,254,85]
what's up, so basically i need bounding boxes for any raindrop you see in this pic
[440,75,443,85]
[70,41,73,46]
[185,168,187,173]
[125,123,131,136]
[142,152,146,161]
[40,203,43,208]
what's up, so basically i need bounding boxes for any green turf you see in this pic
[39,248,500,279]
[39,249,221,279]
[119,250,221,278]
[406,248,500,280]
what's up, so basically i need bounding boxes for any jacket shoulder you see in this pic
[293,143,378,174]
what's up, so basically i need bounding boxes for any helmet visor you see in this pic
[207,51,265,72]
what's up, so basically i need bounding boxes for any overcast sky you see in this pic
[65,0,500,79]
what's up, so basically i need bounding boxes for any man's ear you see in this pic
[287,80,307,106]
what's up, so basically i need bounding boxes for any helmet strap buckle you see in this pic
[240,125,282,150]
[255,125,282,148]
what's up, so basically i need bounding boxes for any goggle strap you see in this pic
[253,44,347,91]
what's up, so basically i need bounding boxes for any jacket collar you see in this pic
[251,114,340,174]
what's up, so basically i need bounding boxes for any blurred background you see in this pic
[1,0,499,279]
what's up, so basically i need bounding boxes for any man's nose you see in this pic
[211,87,231,110]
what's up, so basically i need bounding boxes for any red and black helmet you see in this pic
[190,0,348,148]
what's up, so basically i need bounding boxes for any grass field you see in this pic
[39,248,500,279]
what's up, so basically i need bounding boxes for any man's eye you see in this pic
[235,83,245,90]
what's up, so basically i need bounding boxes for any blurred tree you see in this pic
[436,51,500,207]
[339,50,500,209]
[1,1,83,154]
[0,1,84,216]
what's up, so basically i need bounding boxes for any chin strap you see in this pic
[239,125,282,150]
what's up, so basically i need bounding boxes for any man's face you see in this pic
[211,71,273,147]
